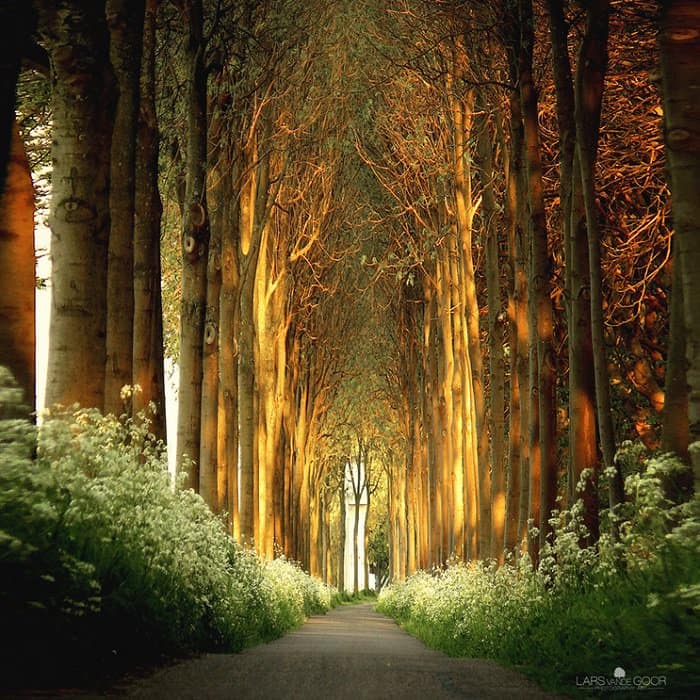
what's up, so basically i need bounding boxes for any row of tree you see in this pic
[3,0,389,585]
[1,0,698,586]
[355,0,699,576]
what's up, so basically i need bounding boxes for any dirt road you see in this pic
[79,603,564,699]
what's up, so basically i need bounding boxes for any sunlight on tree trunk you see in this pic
[0,122,35,414]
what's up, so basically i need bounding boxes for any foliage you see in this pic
[0,400,334,688]
[366,519,389,588]
[331,589,377,606]
[378,447,700,697]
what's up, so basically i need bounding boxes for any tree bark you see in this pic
[659,0,700,490]
[104,0,144,414]
[132,0,165,439]
[0,3,33,197]
[0,122,35,414]
[39,0,114,411]
[574,0,624,534]
[518,0,557,557]
[476,101,506,561]
[176,0,209,490]
[661,252,689,462]
[199,175,222,509]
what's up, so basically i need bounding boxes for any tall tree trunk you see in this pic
[0,122,35,413]
[574,0,624,535]
[338,474,346,591]
[132,0,165,439]
[519,0,557,557]
[238,122,268,542]
[220,174,240,535]
[238,251,256,540]
[39,0,114,411]
[661,250,689,462]
[199,174,222,509]
[104,0,144,413]
[176,0,209,490]
[476,102,506,561]
[659,0,700,490]
[0,3,33,197]
[500,95,528,556]
[547,0,599,517]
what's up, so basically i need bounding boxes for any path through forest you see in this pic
[82,603,564,699]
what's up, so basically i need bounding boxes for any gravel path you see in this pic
[39,603,566,699]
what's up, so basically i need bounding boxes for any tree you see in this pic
[0,121,35,414]
[517,0,557,555]
[37,0,114,411]
[104,0,145,413]
[659,0,700,490]
[175,0,209,490]
[132,0,166,439]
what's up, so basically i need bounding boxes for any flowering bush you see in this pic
[0,395,334,687]
[378,446,700,694]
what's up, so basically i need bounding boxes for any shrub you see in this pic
[0,402,334,687]
[378,447,700,696]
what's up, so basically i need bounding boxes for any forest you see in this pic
[0,0,698,695]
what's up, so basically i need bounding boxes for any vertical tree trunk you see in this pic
[453,91,483,560]
[574,0,624,533]
[500,97,528,556]
[659,0,700,489]
[661,251,689,462]
[547,0,599,517]
[176,0,209,490]
[132,0,165,439]
[104,0,144,413]
[0,2,33,197]
[39,0,114,411]
[518,0,557,557]
[238,251,256,539]
[476,101,506,561]
[338,473,346,591]
[238,125,267,542]
[220,176,240,535]
[199,175,222,509]
[0,122,35,414]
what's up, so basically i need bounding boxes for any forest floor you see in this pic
[12,603,567,699]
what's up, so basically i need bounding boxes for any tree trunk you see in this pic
[0,122,35,414]
[104,0,144,414]
[132,0,165,439]
[659,0,700,490]
[0,2,33,197]
[661,251,689,462]
[176,0,209,490]
[547,0,599,517]
[519,0,557,557]
[199,176,222,509]
[574,0,624,534]
[476,101,506,561]
[219,173,240,535]
[39,0,114,411]
[500,94,528,556]
[338,474,346,591]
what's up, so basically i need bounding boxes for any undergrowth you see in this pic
[0,374,334,688]
[378,444,700,698]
